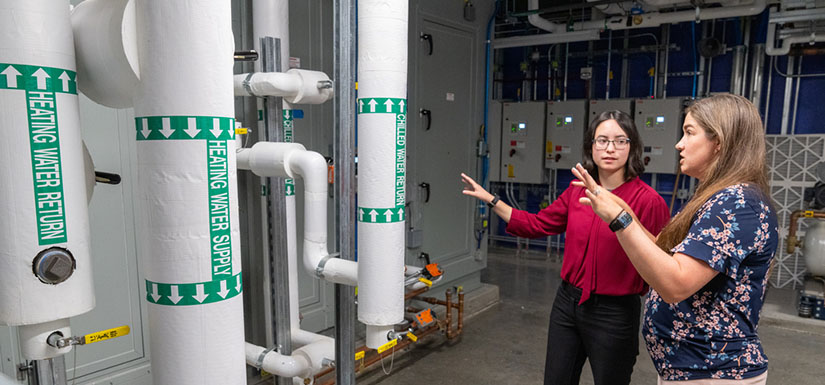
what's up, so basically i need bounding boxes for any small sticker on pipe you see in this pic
[355,351,365,361]
[377,339,398,354]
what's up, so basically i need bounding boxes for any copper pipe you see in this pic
[315,324,441,385]
[457,289,464,336]
[786,210,825,254]
[444,289,453,340]
[405,286,430,300]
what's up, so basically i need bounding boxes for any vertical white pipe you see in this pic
[133,1,245,384]
[357,0,408,348]
[0,0,93,353]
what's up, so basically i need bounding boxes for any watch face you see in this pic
[618,212,632,227]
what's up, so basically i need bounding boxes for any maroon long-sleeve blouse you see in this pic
[506,177,670,304]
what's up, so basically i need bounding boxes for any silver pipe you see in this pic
[620,30,629,98]
[741,18,751,96]
[564,42,569,100]
[791,56,802,134]
[606,30,612,100]
[770,8,825,24]
[764,55,774,131]
[260,37,293,385]
[730,45,745,95]
[705,20,716,96]
[662,24,670,98]
[750,44,765,109]
[780,55,795,135]
[333,0,356,383]
[697,22,708,98]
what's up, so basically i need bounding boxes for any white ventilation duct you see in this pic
[357,0,408,349]
[0,0,94,360]
[132,1,245,383]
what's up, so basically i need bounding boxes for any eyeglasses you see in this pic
[593,137,630,150]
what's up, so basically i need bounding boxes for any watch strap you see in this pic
[487,194,500,208]
[609,210,633,232]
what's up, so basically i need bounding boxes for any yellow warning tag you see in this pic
[406,332,418,342]
[235,127,248,135]
[376,338,397,354]
[260,370,272,379]
[83,325,130,345]
[355,351,365,361]
[804,211,815,218]
[507,164,514,178]
[418,278,433,287]
[546,141,553,154]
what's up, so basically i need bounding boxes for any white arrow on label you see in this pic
[384,209,393,222]
[217,280,230,298]
[235,275,242,293]
[211,118,223,138]
[169,285,183,304]
[32,68,50,90]
[359,209,364,221]
[160,118,174,138]
[368,99,378,112]
[284,110,291,119]
[58,72,71,92]
[384,99,395,112]
[184,117,200,138]
[397,207,404,220]
[358,100,364,113]
[1,65,21,88]
[140,118,151,139]
[398,100,405,112]
[150,283,161,302]
[193,284,209,303]
[369,209,378,222]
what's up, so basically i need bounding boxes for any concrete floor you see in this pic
[360,247,825,385]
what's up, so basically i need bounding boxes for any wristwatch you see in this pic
[609,210,633,232]
[487,194,501,208]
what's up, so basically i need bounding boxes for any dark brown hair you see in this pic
[655,94,771,251]
[582,110,645,184]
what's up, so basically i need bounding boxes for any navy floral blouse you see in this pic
[643,184,778,381]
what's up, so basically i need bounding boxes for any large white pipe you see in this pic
[133,1,245,384]
[357,0,408,349]
[245,338,334,379]
[237,143,359,286]
[765,20,825,56]
[0,0,94,359]
[233,69,333,104]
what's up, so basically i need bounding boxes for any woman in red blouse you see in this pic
[461,110,670,385]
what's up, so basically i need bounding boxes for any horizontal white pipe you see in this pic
[245,342,310,378]
[233,69,333,104]
[765,19,825,56]
[513,0,767,49]
[236,144,358,286]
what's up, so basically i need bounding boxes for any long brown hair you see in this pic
[582,110,645,184]
[655,94,771,251]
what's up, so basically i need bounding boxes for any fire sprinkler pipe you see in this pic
[785,210,825,254]
[357,0,408,350]
[132,1,246,383]
[237,143,359,286]
[0,0,94,361]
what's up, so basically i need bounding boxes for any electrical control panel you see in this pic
[488,100,503,182]
[545,100,587,169]
[500,102,546,184]
[634,98,685,174]
[589,98,634,120]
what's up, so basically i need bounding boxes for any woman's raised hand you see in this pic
[571,164,625,223]
[460,173,494,202]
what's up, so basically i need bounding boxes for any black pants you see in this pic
[544,281,641,385]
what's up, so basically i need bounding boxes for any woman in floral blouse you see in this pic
[571,94,778,384]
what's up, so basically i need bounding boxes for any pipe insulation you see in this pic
[245,338,334,379]
[233,69,333,104]
[0,0,94,356]
[133,1,245,384]
[70,0,138,108]
[237,143,358,286]
[357,0,408,348]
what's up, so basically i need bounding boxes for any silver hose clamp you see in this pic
[255,346,277,369]
[242,72,257,97]
[315,253,341,279]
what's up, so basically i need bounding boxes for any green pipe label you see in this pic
[357,108,407,223]
[1,63,77,94]
[145,274,242,306]
[135,116,235,141]
[27,90,67,244]
[136,115,240,305]
[357,97,407,114]
[207,140,232,280]
[284,110,295,197]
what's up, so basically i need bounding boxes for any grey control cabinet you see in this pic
[545,100,587,169]
[500,102,546,184]
[589,98,634,120]
[634,98,685,174]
